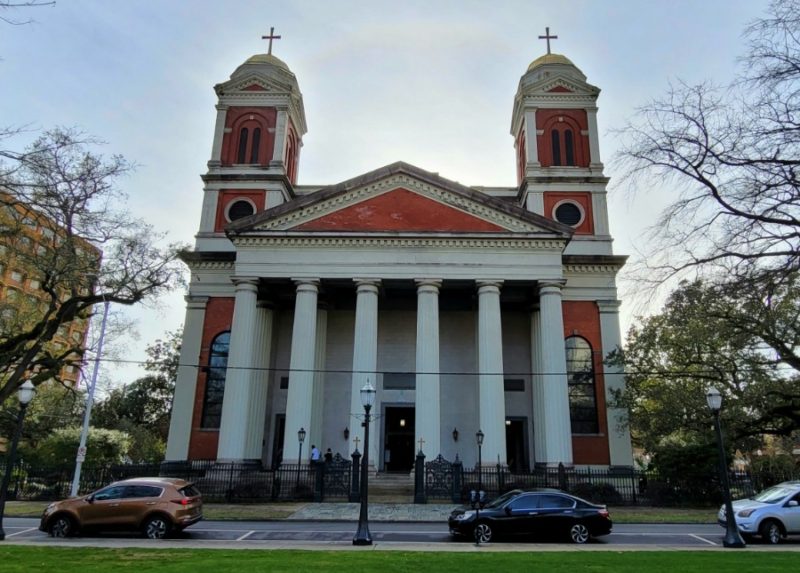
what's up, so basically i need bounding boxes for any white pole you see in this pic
[70,299,110,497]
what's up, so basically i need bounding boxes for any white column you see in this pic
[217,278,260,461]
[598,300,634,466]
[538,281,573,466]
[586,107,603,169]
[242,301,274,460]
[529,304,548,466]
[310,307,328,450]
[282,279,320,464]
[270,107,289,168]
[198,187,220,234]
[591,191,611,236]
[524,109,540,167]
[477,280,506,466]
[415,279,441,458]
[165,296,208,461]
[208,104,228,166]
[350,279,380,468]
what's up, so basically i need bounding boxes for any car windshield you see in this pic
[752,486,794,504]
[485,490,521,509]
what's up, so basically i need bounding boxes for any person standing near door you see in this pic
[310,444,320,463]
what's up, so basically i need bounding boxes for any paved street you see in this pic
[5,517,800,550]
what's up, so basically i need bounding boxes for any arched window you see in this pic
[237,128,249,164]
[564,336,599,434]
[564,129,575,166]
[250,128,261,164]
[201,331,230,428]
[551,130,561,166]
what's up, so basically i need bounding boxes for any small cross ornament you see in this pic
[352,436,361,451]
[261,26,281,55]
[538,26,558,54]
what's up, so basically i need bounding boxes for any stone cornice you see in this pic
[231,235,567,251]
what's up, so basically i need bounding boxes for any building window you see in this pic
[504,379,525,392]
[565,335,599,434]
[225,199,256,222]
[237,127,249,163]
[553,201,585,227]
[250,128,261,164]
[279,376,288,390]
[564,129,575,166]
[201,331,230,428]
[551,130,561,166]
[384,372,415,390]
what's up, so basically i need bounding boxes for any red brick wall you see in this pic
[543,192,594,235]
[535,109,590,167]
[562,301,610,465]
[220,107,277,166]
[188,297,235,460]
[214,190,267,232]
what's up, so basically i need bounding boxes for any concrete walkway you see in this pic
[287,502,459,522]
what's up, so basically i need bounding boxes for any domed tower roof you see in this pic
[524,52,587,83]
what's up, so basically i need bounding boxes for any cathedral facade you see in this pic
[165,43,633,471]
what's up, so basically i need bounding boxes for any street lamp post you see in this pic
[706,387,745,548]
[0,380,36,541]
[296,427,306,495]
[353,379,376,545]
[475,429,484,545]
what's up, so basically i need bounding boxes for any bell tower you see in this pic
[511,30,611,252]
[197,29,307,248]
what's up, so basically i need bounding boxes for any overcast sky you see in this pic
[0,0,771,390]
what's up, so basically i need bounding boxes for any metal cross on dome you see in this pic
[538,26,558,54]
[262,26,281,55]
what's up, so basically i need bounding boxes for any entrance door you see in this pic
[271,414,285,469]
[384,406,415,472]
[505,418,529,473]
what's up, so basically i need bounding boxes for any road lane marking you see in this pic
[236,531,256,541]
[6,528,38,538]
[689,534,718,546]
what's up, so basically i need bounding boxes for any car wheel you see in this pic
[142,515,172,540]
[759,519,783,545]
[474,522,493,543]
[569,522,591,544]
[48,515,76,538]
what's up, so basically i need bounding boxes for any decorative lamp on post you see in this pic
[0,380,36,541]
[296,427,306,495]
[474,429,485,545]
[353,379,376,546]
[452,427,459,442]
[706,387,745,548]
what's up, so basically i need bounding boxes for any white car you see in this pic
[718,481,800,544]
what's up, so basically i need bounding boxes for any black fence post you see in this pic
[452,456,463,503]
[558,462,567,491]
[226,462,235,502]
[497,462,504,494]
[349,450,361,503]
[414,450,426,504]
[313,461,325,502]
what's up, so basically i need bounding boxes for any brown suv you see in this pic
[39,477,203,539]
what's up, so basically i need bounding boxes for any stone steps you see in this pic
[366,472,415,503]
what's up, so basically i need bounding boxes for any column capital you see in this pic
[476,280,503,295]
[215,103,230,111]
[353,278,381,293]
[232,276,260,291]
[597,299,622,314]
[415,279,442,293]
[538,280,566,295]
[292,278,320,293]
[184,295,209,308]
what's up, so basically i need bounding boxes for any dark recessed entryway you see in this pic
[383,406,415,472]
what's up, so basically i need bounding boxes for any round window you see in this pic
[554,202,583,226]
[227,199,255,222]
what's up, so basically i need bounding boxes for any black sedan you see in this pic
[448,489,612,544]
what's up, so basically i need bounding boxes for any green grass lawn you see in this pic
[0,548,794,573]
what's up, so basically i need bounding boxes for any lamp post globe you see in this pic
[0,380,37,541]
[706,387,745,548]
[353,379,375,545]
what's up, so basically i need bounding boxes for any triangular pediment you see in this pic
[525,74,600,97]
[214,73,296,96]
[228,162,572,237]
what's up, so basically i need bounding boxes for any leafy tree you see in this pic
[608,279,800,453]
[0,381,83,447]
[93,375,173,441]
[0,128,185,403]
[20,426,130,469]
[616,0,800,288]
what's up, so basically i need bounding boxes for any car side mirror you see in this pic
[86,494,95,504]
[505,506,512,516]
[788,500,799,507]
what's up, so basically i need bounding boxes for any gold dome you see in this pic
[527,53,576,72]
[242,53,291,71]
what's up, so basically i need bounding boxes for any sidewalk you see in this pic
[287,503,458,522]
